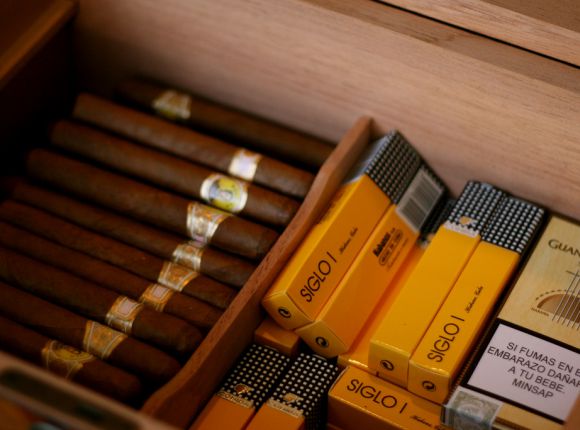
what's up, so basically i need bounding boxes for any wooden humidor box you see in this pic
[1,0,579,428]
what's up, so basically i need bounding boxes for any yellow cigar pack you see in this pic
[191,344,290,430]
[296,160,446,358]
[328,366,443,430]
[254,317,301,358]
[337,241,426,372]
[369,181,506,387]
[337,198,455,372]
[262,132,424,330]
[246,353,338,430]
[409,196,545,403]
[444,215,580,430]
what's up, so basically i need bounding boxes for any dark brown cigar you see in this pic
[0,221,233,318]
[51,120,300,227]
[26,149,278,260]
[0,199,233,318]
[0,245,202,354]
[73,93,315,198]
[116,78,333,171]
[7,181,255,288]
[0,315,143,404]
[0,281,180,384]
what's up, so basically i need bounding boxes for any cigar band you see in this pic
[228,149,262,181]
[158,261,199,291]
[186,202,230,244]
[172,240,205,272]
[83,321,126,360]
[104,297,143,334]
[200,173,249,213]
[151,90,192,120]
[41,340,95,379]
[139,283,174,311]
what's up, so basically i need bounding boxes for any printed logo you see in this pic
[381,360,394,371]
[278,307,291,319]
[234,384,253,396]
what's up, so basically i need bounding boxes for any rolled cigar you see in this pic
[0,222,233,317]
[116,78,333,171]
[26,149,278,260]
[0,315,143,404]
[0,199,234,315]
[73,93,315,198]
[0,281,180,384]
[51,120,300,227]
[7,181,255,288]
[0,245,203,354]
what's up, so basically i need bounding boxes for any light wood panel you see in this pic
[75,0,580,221]
[380,0,580,66]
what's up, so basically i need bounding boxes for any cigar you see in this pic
[0,245,203,354]
[51,120,300,227]
[0,315,143,404]
[26,149,278,260]
[0,281,180,384]
[0,199,234,316]
[116,78,333,171]
[73,93,315,198]
[0,221,233,318]
[7,181,255,288]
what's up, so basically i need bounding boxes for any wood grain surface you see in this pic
[75,0,580,222]
[0,0,76,88]
[380,0,580,66]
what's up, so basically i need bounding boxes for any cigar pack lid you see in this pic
[296,164,446,358]
[191,344,290,430]
[254,318,301,358]
[444,386,563,430]
[408,197,545,403]
[247,353,338,430]
[263,132,426,331]
[369,182,505,387]
[328,366,443,430]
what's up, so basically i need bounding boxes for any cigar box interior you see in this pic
[1,0,579,428]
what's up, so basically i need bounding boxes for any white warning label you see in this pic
[468,323,580,421]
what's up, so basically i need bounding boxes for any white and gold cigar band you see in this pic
[139,283,174,312]
[200,173,249,213]
[172,240,205,272]
[151,89,192,120]
[157,261,199,291]
[104,297,144,334]
[228,149,262,181]
[83,321,127,360]
[41,340,95,379]
[186,202,230,244]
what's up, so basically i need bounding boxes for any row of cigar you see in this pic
[0,78,334,406]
